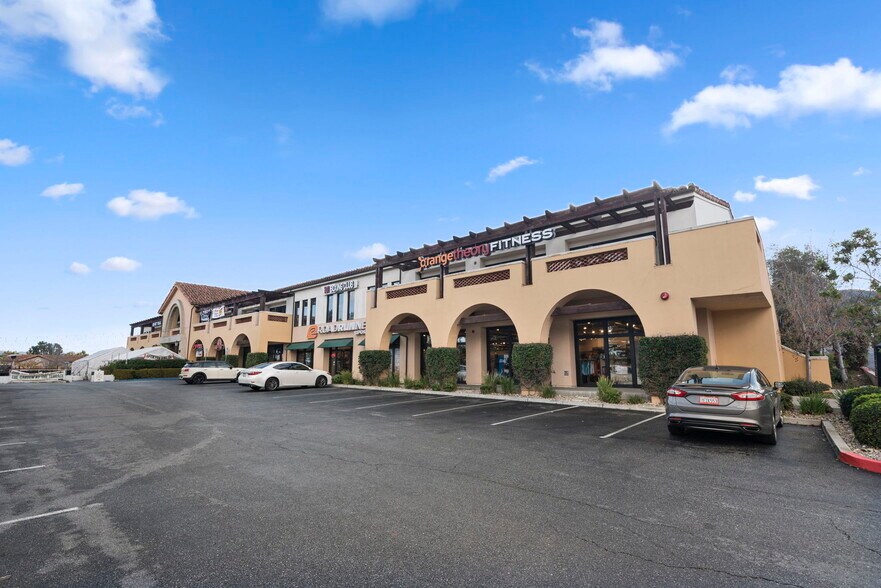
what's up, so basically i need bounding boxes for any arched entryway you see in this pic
[380,313,432,381]
[210,337,226,360]
[190,339,205,361]
[231,334,251,366]
[448,304,520,385]
[541,290,644,388]
[165,304,182,336]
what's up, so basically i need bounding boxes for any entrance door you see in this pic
[329,348,353,375]
[574,317,643,387]
[486,326,518,378]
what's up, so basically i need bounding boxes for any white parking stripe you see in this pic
[0,426,18,430]
[0,507,79,526]
[353,396,452,410]
[272,390,358,399]
[0,465,46,474]
[599,413,665,439]
[413,400,510,417]
[0,441,27,447]
[490,405,578,426]
[309,392,404,404]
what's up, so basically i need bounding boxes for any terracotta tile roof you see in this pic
[173,282,251,307]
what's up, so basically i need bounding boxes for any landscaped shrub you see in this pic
[104,358,186,374]
[597,376,621,404]
[782,378,831,396]
[540,385,556,399]
[637,335,708,398]
[334,370,354,385]
[510,343,553,391]
[798,393,831,415]
[358,350,391,386]
[424,347,459,388]
[498,375,517,395]
[480,373,499,394]
[162,368,181,378]
[381,372,401,388]
[441,381,457,392]
[852,393,881,410]
[627,395,645,405]
[223,354,239,368]
[245,353,269,368]
[838,386,881,419]
[137,368,163,379]
[404,377,426,390]
[850,398,881,448]
[780,392,794,412]
[113,369,135,380]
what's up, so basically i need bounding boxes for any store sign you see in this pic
[323,280,358,295]
[418,228,557,270]
[318,321,367,336]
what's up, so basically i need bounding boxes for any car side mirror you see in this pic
[773,382,784,390]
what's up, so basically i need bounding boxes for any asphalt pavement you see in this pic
[0,380,879,587]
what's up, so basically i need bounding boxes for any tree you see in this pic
[27,341,64,355]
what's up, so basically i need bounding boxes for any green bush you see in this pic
[850,398,881,448]
[403,377,426,390]
[104,358,186,373]
[113,369,135,380]
[223,354,239,368]
[799,393,831,415]
[162,368,181,378]
[137,368,163,379]
[510,343,553,391]
[381,372,401,388]
[782,378,831,396]
[441,381,458,392]
[498,376,517,395]
[333,370,354,385]
[540,385,556,399]
[780,392,794,412]
[424,347,459,388]
[852,393,881,410]
[597,376,621,404]
[358,350,391,386]
[627,395,645,405]
[244,353,269,368]
[637,335,708,398]
[838,386,881,419]
[480,373,499,394]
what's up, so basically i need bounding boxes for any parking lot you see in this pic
[1,380,879,587]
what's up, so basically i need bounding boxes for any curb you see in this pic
[782,415,822,427]
[337,384,665,414]
[821,420,881,475]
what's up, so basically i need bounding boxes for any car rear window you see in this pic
[676,368,751,387]
[249,363,272,369]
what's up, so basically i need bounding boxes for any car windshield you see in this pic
[676,368,752,388]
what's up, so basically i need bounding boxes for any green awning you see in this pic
[389,334,400,346]
[319,338,353,349]
[358,339,365,347]
[286,341,314,351]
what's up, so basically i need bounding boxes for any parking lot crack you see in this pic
[829,519,881,559]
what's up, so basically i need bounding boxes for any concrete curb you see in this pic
[782,415,822,427]
[821,420,881,475]
[337,384,665,414]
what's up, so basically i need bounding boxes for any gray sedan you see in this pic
[666,366,782,444]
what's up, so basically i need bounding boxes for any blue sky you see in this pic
[1,0,880,352]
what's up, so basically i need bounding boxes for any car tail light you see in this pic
[246,371,261,376]
[666,387,687,397]
[731,391,764,401]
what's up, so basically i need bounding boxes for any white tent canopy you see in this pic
[70,346,182,377]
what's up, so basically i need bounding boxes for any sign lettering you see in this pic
[418,228,556,270]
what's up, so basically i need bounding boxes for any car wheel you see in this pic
[667,424,685,436]
[762,419,779,445]
[315,375,328,388]
[264,377,279,392]
[183,379,193,385]
[191,373,206,385]
[231,373,240,383]
[250,385,260,392]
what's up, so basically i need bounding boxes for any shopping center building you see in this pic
[126,183,832,387]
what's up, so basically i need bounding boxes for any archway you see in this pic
[231,334,251,366]
[210,337,226,360]
[189,339,205,362]
[448,304,520,385]
[379,313,432,381]
[541,290,644,389]
[165,304,182,336]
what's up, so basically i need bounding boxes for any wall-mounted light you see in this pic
[660,292,670,301]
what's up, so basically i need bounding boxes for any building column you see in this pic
[465,327,486,385]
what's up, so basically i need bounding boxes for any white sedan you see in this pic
[239,362,331,392]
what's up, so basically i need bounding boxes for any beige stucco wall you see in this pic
[780,346,833,387]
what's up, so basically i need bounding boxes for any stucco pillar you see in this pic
[465,326,486,385]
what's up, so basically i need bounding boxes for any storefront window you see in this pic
[486,326,518,378]
[268,344,284,362]
[329,347,353,375]
[310,298,317,325]
[347,291,355,320]
[337,293,346,322]
[326,295,334,322]
[419,333,431,378]
[296,349,313,368]
[294,301,300,327]
[574,317,643,387]
[456,330,467,383]
[300,300,308,327]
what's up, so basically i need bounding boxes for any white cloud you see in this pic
[0,0,167,98]
[69,261,91,275]
[322,0,422,25]
[486,156,538,182]
[754,175,818,200]
[733,190,756,203]
[720,64,754,83]
[853,166,870,176]
[41,182,84,198]
[527,19,679,92]
[105,98,163,125]
[352,242,390,260]
[107,189,197,220]
[752,216,778,233]
[100,256,141,272]
[0,138,32,166]
[668,58,881,132]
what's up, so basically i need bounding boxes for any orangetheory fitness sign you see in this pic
[418,228,556,270]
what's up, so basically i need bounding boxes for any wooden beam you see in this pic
[551,301,633,317]
[458,312,514,326]
[390,321,428,332]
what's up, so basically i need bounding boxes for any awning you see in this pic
[358,339,365,347]
[286,341,314,351]
[389,334,400,346]
[319,338,353,349]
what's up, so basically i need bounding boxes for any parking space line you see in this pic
[353,396,452,410]
[413,400,510,417]
[309,392,404,404]
[0,441,27,447]
[490,405,577,426]
[0,507,80,527]
[272,390,361,400]
[599,413,665,439]
[0,465,46,475]
[0,426,18,430]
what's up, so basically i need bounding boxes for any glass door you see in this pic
[573,317,643,387]
[486,326,518,378]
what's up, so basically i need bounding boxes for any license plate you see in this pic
[698,396,720,405]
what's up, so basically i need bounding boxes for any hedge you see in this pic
[104,358,186,374]
[511,343,553,391]
[223,354,240,368]
[245,352,269,368]
[850,398,881,448]
[637,335,708,398]
[358,350,391,385]
[424,347,459,388]
[112,368,180,380]
[782,378,831,396]
[839,386,881,419]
